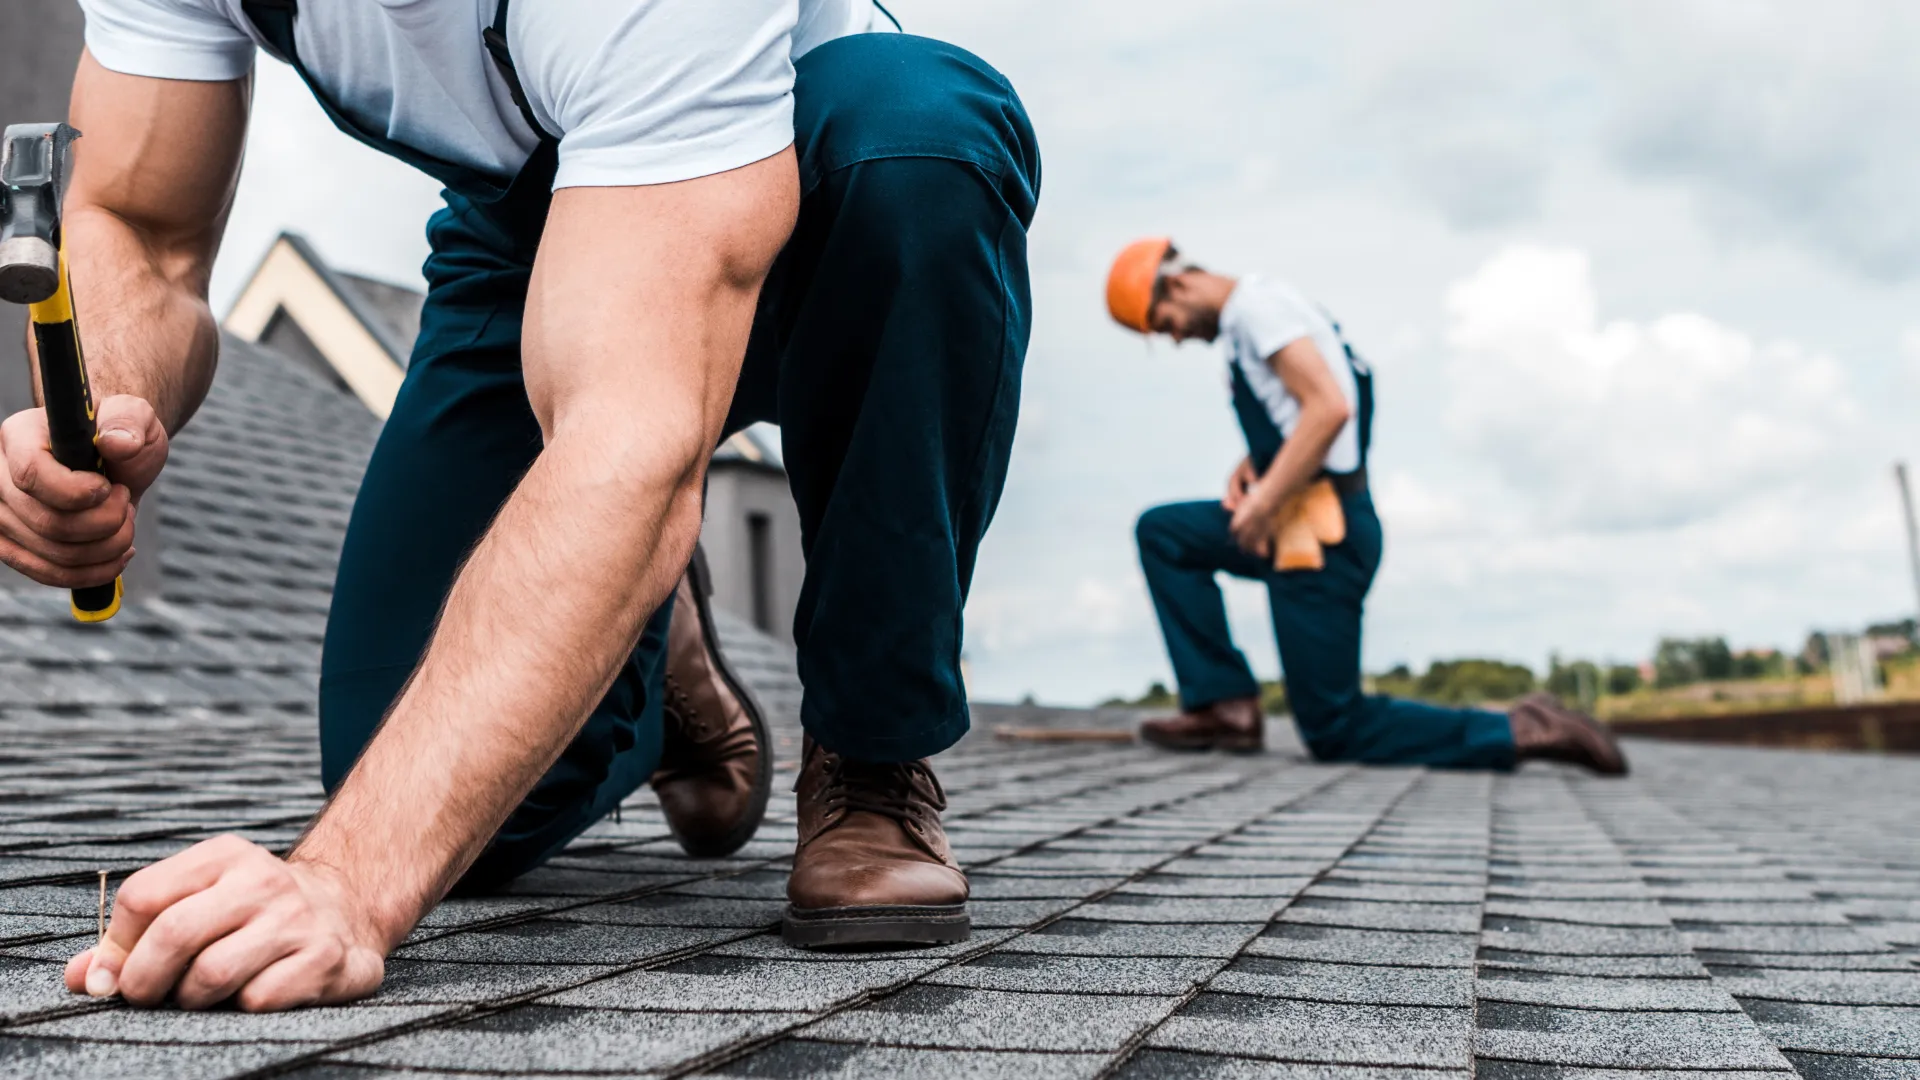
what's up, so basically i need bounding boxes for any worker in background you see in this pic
[0,0,1036,1010]
[1105,238,1626,775]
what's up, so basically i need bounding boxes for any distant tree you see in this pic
[1654,638,1701,688]
[1731,649,1785,680]
[1370,665,1419,698]
[1604,664,1642,695]
[1258,680,1288,716]
[1137,681,1176,708]
[1101,681,1178,709]
[1697,637,1734,681]
[1654,636,1736,687]
[1546,654,1600,700]
[1802,632,1830,671]
[1415,659,1536,705]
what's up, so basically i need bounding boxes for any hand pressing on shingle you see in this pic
[64,834,386,1011]
[0,395,168,589]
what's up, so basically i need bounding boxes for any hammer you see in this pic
[0,122,121,622]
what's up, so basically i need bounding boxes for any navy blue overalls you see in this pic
[1133,319,1516,769]
[240,0,1040,886]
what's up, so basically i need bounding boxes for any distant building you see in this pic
[702,429,804,641]
[1865,618,1918,660]
[223,233,805,641]
[1868,634,1914,662]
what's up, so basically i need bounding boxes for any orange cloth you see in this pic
[1271,478,1346,572]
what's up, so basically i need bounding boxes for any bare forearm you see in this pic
[1256,404,1345,502]
[41,53,250,433]
[37,205,221,431]
[286,151,795,949]
[291,433,706,943]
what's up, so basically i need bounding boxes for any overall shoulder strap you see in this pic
[1319,308,1374,470]
[1348,343,1373,468]
[483,0,557,143]
[1334,325,1374,469]
[239,0,299,64]
[1227,355,1285,474]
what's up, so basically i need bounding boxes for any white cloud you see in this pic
[200,2,1920,704]
[1590,1,1920,280]
[1370,470,1480,541]
[1357,244,1903,672]
[1441,245,1860,531]
[1340,11,1567,230]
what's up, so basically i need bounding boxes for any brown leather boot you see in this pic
[650,549,773,857]
[1139,695,1264,752]
[783,737,969,948]
[1509,693,1629,775]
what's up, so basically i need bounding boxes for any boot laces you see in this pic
[821,755,946,832]
[653,673,753,784]
[661,673,714,738]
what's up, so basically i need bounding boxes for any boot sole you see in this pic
[781,903,971,949]
[670,545,776,858]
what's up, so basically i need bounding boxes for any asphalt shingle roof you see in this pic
[2,339,1919,1078]
[3,697,1917,1078]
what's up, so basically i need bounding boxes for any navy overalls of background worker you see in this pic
[1103,238,1627,775]
[6,0,1037,1010]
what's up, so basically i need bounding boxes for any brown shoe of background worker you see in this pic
[783,738,969,947]
[1142,692,1628,775]
[1141,697,1265,753]
[1508,693,1628,775]
[652,556,774,858]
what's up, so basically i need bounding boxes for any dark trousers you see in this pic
[316,34,1039,886]
[1135,494,1515,769]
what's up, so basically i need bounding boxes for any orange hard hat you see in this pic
[1106,236,1172,333]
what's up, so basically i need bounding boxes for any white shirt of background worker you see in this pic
[1217,275,1362,476]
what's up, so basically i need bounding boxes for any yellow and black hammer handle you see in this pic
[30,249,121,622]
[0,122,120,622]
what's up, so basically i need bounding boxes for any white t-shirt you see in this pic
[1218,274,1363,474]
[78,0,896,190]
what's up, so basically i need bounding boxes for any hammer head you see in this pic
[0,122,81,306]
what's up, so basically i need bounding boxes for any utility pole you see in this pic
[1898,463,1920,631]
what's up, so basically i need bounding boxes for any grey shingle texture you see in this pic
[4,336,1920,1077]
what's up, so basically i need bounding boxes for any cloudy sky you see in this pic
[208,0,1920,706]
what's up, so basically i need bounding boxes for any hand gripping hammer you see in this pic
[0,122,122,622]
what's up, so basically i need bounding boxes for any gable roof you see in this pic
[223,233,414,417]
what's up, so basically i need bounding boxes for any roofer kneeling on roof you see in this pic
[1105,239,1626,775]
[0,0,1037,1010]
